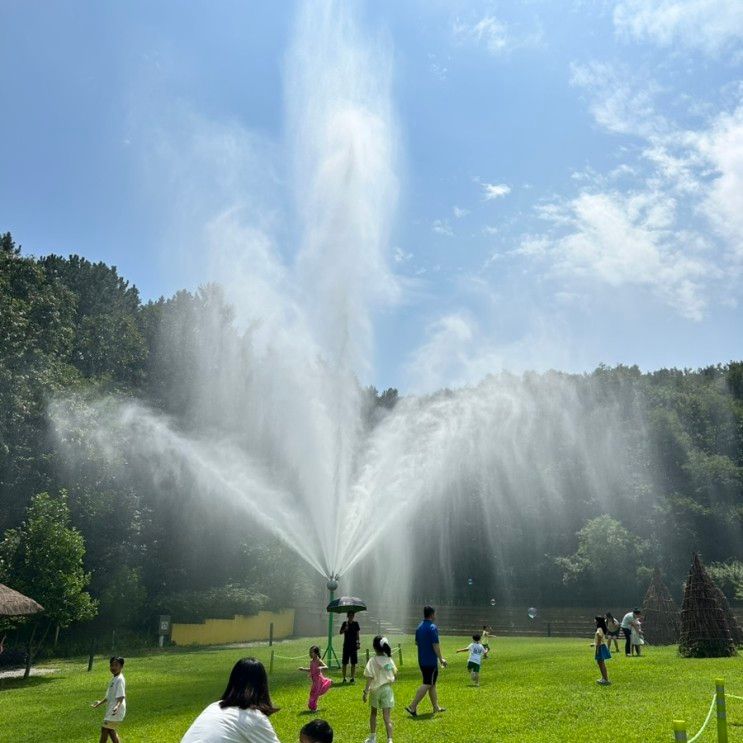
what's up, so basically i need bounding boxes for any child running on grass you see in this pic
[456,633,488,685]
[480,625,492,653]
[299,645,332,712]
[362,635,398,743]
[91,656,126,743]
[593,616,612,685]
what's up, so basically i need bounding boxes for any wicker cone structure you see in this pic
[712,583,743,646]
[678,553,737,658]
[641,569,680,645]
[0,583,44,617]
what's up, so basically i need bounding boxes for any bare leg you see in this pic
[597,659,608,682]
[428,683,443,711]
[472,669,480,685]
[382,708,393,740]
[99,729,107,743]
[342,663,348,681]
[408,683,429,712]
[369,707,377,736]
[350,663,356,681]
[109,729,121,743]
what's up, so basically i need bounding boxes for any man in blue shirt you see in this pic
[405,605,447,716]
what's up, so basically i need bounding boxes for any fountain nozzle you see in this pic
[326,575,339,592]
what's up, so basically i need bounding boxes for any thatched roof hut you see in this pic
[642,568,680,645]
[678,554,737,658]
[0,583,44,617]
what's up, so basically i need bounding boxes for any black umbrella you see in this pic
[327,596,367,613]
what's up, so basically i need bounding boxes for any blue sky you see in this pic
[1,1,742,391]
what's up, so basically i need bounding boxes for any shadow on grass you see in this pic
[0,675,59,691]
[406,712,436,721]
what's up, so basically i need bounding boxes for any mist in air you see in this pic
[51,0,650,603]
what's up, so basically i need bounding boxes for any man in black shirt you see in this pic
[339,611,360,684]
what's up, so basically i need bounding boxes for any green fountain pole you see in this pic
[324,576,340,669]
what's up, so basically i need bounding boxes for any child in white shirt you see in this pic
[456,633,488,685]
[91,656,126,742]
[362,635,398,743]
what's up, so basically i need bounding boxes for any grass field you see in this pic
[1,636,741,742]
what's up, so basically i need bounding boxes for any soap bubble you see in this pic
[527,607,538,620]
[467,577,473,586]
[490,598,496,606]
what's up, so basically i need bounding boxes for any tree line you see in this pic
[0,232,741,654]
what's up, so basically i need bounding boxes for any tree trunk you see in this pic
[23,623,37,679]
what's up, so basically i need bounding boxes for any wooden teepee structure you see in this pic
[641,568,680,645]
[678,553,737,658]
[711,583,743,646]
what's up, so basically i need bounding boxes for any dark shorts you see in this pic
[342,646,358,665]
[420,664,438,685]
[607,630,620,638]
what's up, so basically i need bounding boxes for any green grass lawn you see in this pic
[1,636,741,742]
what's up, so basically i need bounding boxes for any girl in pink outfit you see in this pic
[299,645,332,711]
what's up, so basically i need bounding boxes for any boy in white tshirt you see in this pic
[92,656,126,742]
[456,633,488,686]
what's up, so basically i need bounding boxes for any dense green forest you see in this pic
[1,232,742,651]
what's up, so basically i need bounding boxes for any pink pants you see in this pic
[308,673,332,711]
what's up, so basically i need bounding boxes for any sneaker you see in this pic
[405,706,417,717]
[342,678,347,684]
[435,707,447,713]
[596,679,611,685]
[363,737,376,743]
[349,677,355,684]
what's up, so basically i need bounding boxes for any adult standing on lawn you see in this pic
[340,611,361,684]
[405,605,447,717]
[620,608,642,657]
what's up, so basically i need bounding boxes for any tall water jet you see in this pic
[52,0,401,588]
[49,1,654,617]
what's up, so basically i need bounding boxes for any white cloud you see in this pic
[453,206,470,218]
[393,247,413,263]
[454,15,509,54]
[613,0,743,56]
[694,105,743,257]
[453,14,542,56]
[482,225,499,235]
[428,52,449,81]
[570,62,666,138]
[534,190,715,320]
[482,182,512,200]
[432,218,453,236]
[571,60,743,263]
[512,235,550,257]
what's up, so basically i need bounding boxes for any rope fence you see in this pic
[672,678,742,742]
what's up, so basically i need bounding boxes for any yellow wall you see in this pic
[171,609,295,646]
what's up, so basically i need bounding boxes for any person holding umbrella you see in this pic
[340,611,361,684]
